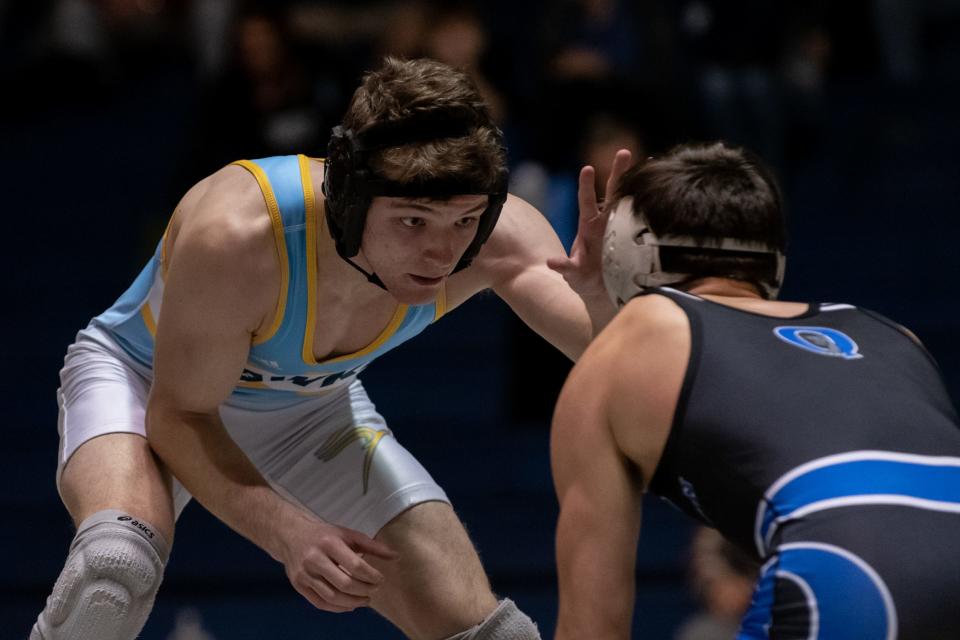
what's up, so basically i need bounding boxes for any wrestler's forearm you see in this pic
[145,404,298,561]
[554,502,636,640]
[581,290,618,339]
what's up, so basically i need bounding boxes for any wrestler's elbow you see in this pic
[144,396,180,454]
[144,392,211,453]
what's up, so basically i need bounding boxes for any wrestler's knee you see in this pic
[374,501,494,605]
[443,599,540,640]
[31,510,170,640]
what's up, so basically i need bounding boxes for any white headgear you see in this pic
[601,196,786,307]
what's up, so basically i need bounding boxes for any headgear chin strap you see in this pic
[602,196,786,307]
[322,107,508,290]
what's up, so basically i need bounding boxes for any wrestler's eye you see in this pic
[400,217,425,227]
[455,216,479,228]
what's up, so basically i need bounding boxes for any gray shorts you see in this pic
[56,326,449,537]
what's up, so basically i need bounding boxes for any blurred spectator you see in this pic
[872,0,960,85]
[542,0,640,84]
[679,0,787,170]
[675,527,759,640]
[533,0,639,164]
[48,0,108,67]
[286,1,432,79]
[422,4,506,124]
[529,0,680,171]
[582,113,646,199]
[287,1,390,50]
[507,113,643,423]
[780,12,832,161]
[376,1,430,60]
[188,0,237,81]
[512,112,644,250]
[3,0,190,109]
[677,1,837,170]
[187,8,323,175]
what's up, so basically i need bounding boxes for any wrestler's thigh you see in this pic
[369,501,498,640]
[59,433,175,542]
[57,336,175,540]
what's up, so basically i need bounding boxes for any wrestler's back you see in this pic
[646,287,960,638]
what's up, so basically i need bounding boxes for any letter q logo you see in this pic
[773,326,863,360]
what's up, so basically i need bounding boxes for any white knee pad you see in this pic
[31,510,170,640]
[444,599,541,640]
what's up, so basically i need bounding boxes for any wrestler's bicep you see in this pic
[150,221,265,414]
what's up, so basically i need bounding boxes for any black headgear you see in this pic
[322,107,509,288]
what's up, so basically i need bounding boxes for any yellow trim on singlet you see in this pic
[160,230,170,277]
[433,284,447,321]
[236,380,270,389]
[232,160,290,346]
[300,154,321,365]
[140,305,157,336]
[159,213,177,278]
[316,303,410,365]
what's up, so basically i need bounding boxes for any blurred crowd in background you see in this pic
[6,0,958,202]
[2,1,959,638]
[5,0,958,352]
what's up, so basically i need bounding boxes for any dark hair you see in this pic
[616,142,786,292]
[341,57,505,191]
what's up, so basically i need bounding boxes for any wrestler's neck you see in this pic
[315,219,395,306]
[685,277,807,317]
[308,158,393,303]
[686,277,762,299]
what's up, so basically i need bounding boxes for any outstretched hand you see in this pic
[547,149,633,298]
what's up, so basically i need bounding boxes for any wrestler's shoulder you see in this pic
[175,164,275,252]
[611,294,690,341]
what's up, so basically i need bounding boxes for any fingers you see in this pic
[347,530,400,561]
[292,575,367,613]
[577,165,599,224]
[604,149,633,205]
[293,546,381,611]
[286,526,400,613]
[329,541,390,587]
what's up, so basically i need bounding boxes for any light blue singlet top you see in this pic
[91,154,446,410]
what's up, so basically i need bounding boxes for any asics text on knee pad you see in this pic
[31,510,169,640]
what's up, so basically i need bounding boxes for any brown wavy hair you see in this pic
[341,57,506,190]
[615,142,786,294]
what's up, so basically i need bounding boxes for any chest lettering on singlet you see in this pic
[773,326,864,360]
[240,365,365,389]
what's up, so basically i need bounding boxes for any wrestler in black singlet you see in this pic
[646,287,960,640]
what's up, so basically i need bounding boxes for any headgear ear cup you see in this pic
[455,166,508,270]
[602,197,786,306]
[323,126,373,259]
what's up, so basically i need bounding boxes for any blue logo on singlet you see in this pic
[773,326,863,360]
